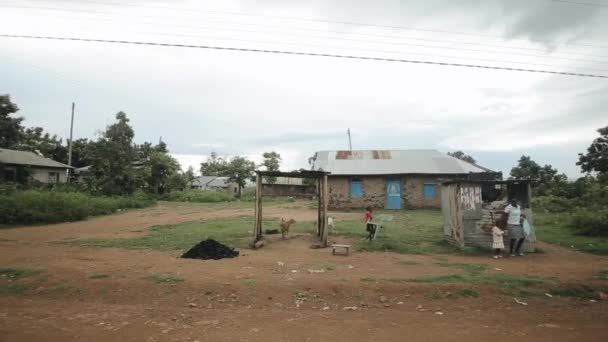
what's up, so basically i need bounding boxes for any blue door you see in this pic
[386,180,401,209]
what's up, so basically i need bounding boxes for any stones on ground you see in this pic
[397,302,404,305]
[348,265,354,269]
[545,293,553,298]
[187,303,197,307]
[181,239,239,260]
[321,306,330,311]
[343,306,358,311]
[308,269,325,274]
[435,312,444,315]
[416,305,425,311]
[596,291,607,300]
[277,261,285,267]
[538,323,560,328]
[514,298,528,306]
[379,296,388,303]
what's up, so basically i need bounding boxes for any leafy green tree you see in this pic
[183,166,195,189]
[89,112,138,195]
[578,125,608,183]
[13,127,68,163]
[200,152,228,176]
[0,95,23,148]
[69,138,95,168]
[510,155,567,196]
[447,151,477,164]
[261,151,281,184]
[224,156,255,196]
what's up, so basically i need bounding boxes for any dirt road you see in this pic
[1,203,607,342]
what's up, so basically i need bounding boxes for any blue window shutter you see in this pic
[424,183,437,199]
[351,181,363,198]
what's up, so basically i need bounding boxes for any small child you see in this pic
[492,225,506,259]
[364,207,376,241]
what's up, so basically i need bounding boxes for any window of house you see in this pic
[423,183,437,199]
[48,172,59,184]
[351,179,363,198]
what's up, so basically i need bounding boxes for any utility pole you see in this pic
[68,102,75,166]
[347,128,352,151]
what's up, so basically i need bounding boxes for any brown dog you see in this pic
[280,218,296,239]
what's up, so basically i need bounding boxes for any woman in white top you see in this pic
[504,199,525,256]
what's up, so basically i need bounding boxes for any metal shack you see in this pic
[440,179,536,252]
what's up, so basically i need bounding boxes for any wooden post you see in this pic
[321,174,329,247]
[253,172,263,244]
[317,177,321,237]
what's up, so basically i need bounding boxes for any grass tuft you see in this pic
[0,283,30,295]
[399,260,419,266]
[0,267,45,278]
[144,274,184,283]
[89,274,110,279]
[550,285,596,298]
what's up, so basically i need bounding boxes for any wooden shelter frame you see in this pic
[253,170,331,248]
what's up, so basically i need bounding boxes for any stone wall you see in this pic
[262,184,316,198]
[327,175,444,210]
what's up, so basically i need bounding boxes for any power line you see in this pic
[1,34,607,78]
[4,3,608,64]
[135,30,608,72]
[12,1,608,59]
[552,0,608,7]
[4,1,608,50]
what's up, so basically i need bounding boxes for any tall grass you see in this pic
[0,190,154,225]
[160,190,235,203]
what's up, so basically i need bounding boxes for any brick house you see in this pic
[310,150,499,210]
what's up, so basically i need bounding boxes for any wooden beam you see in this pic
[321,174,329,247]
[317,177,321,237]
[253,173,263,244]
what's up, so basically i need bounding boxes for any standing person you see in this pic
[492,225,506,259]
[505,199,525,256]
[364,207,376,241]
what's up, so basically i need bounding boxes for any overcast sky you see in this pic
[1,0,607,178]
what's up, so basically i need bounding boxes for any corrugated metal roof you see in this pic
[192,176,230,188]
[0,148,72,169]
[311,149,492,175]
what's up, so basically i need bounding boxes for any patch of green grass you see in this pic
[62,216,320,251]
[458,288,480,298]
[399,260,419,266]
[596,271,608,280]
[0,283,30,295]
[320,263,336,271]
[333,209,484,255]
[535,212,608,255]
[89,274,110,279]
[0,267,45,279]
[515,289,545,298]
[427,289,443,300]
[243,279,257,288]
[550,285,596,298]
[144,274,184,284]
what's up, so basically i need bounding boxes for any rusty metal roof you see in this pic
[311,150,492,175]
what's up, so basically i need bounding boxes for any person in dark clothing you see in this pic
[364,207,377,241]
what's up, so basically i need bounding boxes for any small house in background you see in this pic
[440,179,536,252]
[191,176,239,195]
[262,176,316,198]
[311,149,500,210]
[0,148,72,184]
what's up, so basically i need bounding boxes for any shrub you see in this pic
[160,190,235,203]
[532,196,579,213]
[569,208,608,236]
[0,190,154,225]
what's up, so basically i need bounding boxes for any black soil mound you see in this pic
[181,239,239,260]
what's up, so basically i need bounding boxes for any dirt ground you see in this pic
[1,202,607,342]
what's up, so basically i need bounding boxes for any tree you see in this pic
[89,111,138,195]
[261,151,281,184]
[224,156,255,196]
[200,152,228,176]
[510,155,567,196]
[578,125,608,182]
[447,151,477,164]
[13,127,68,163]
[183,166,195,189]
[0,94,24,148]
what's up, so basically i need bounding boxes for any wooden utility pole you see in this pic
[68,102,75,166]
[347,128,352,151]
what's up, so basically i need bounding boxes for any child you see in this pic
[364,207,376,241]
[492,225,505,259]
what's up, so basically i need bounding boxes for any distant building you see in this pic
[311,149,500,210]
[0,148,72,184]
[191,176,239,195]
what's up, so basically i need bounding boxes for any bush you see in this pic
[569,208,608,236]
[0,190,155,225]
[532,195,579,213]
[160,190,235,203]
